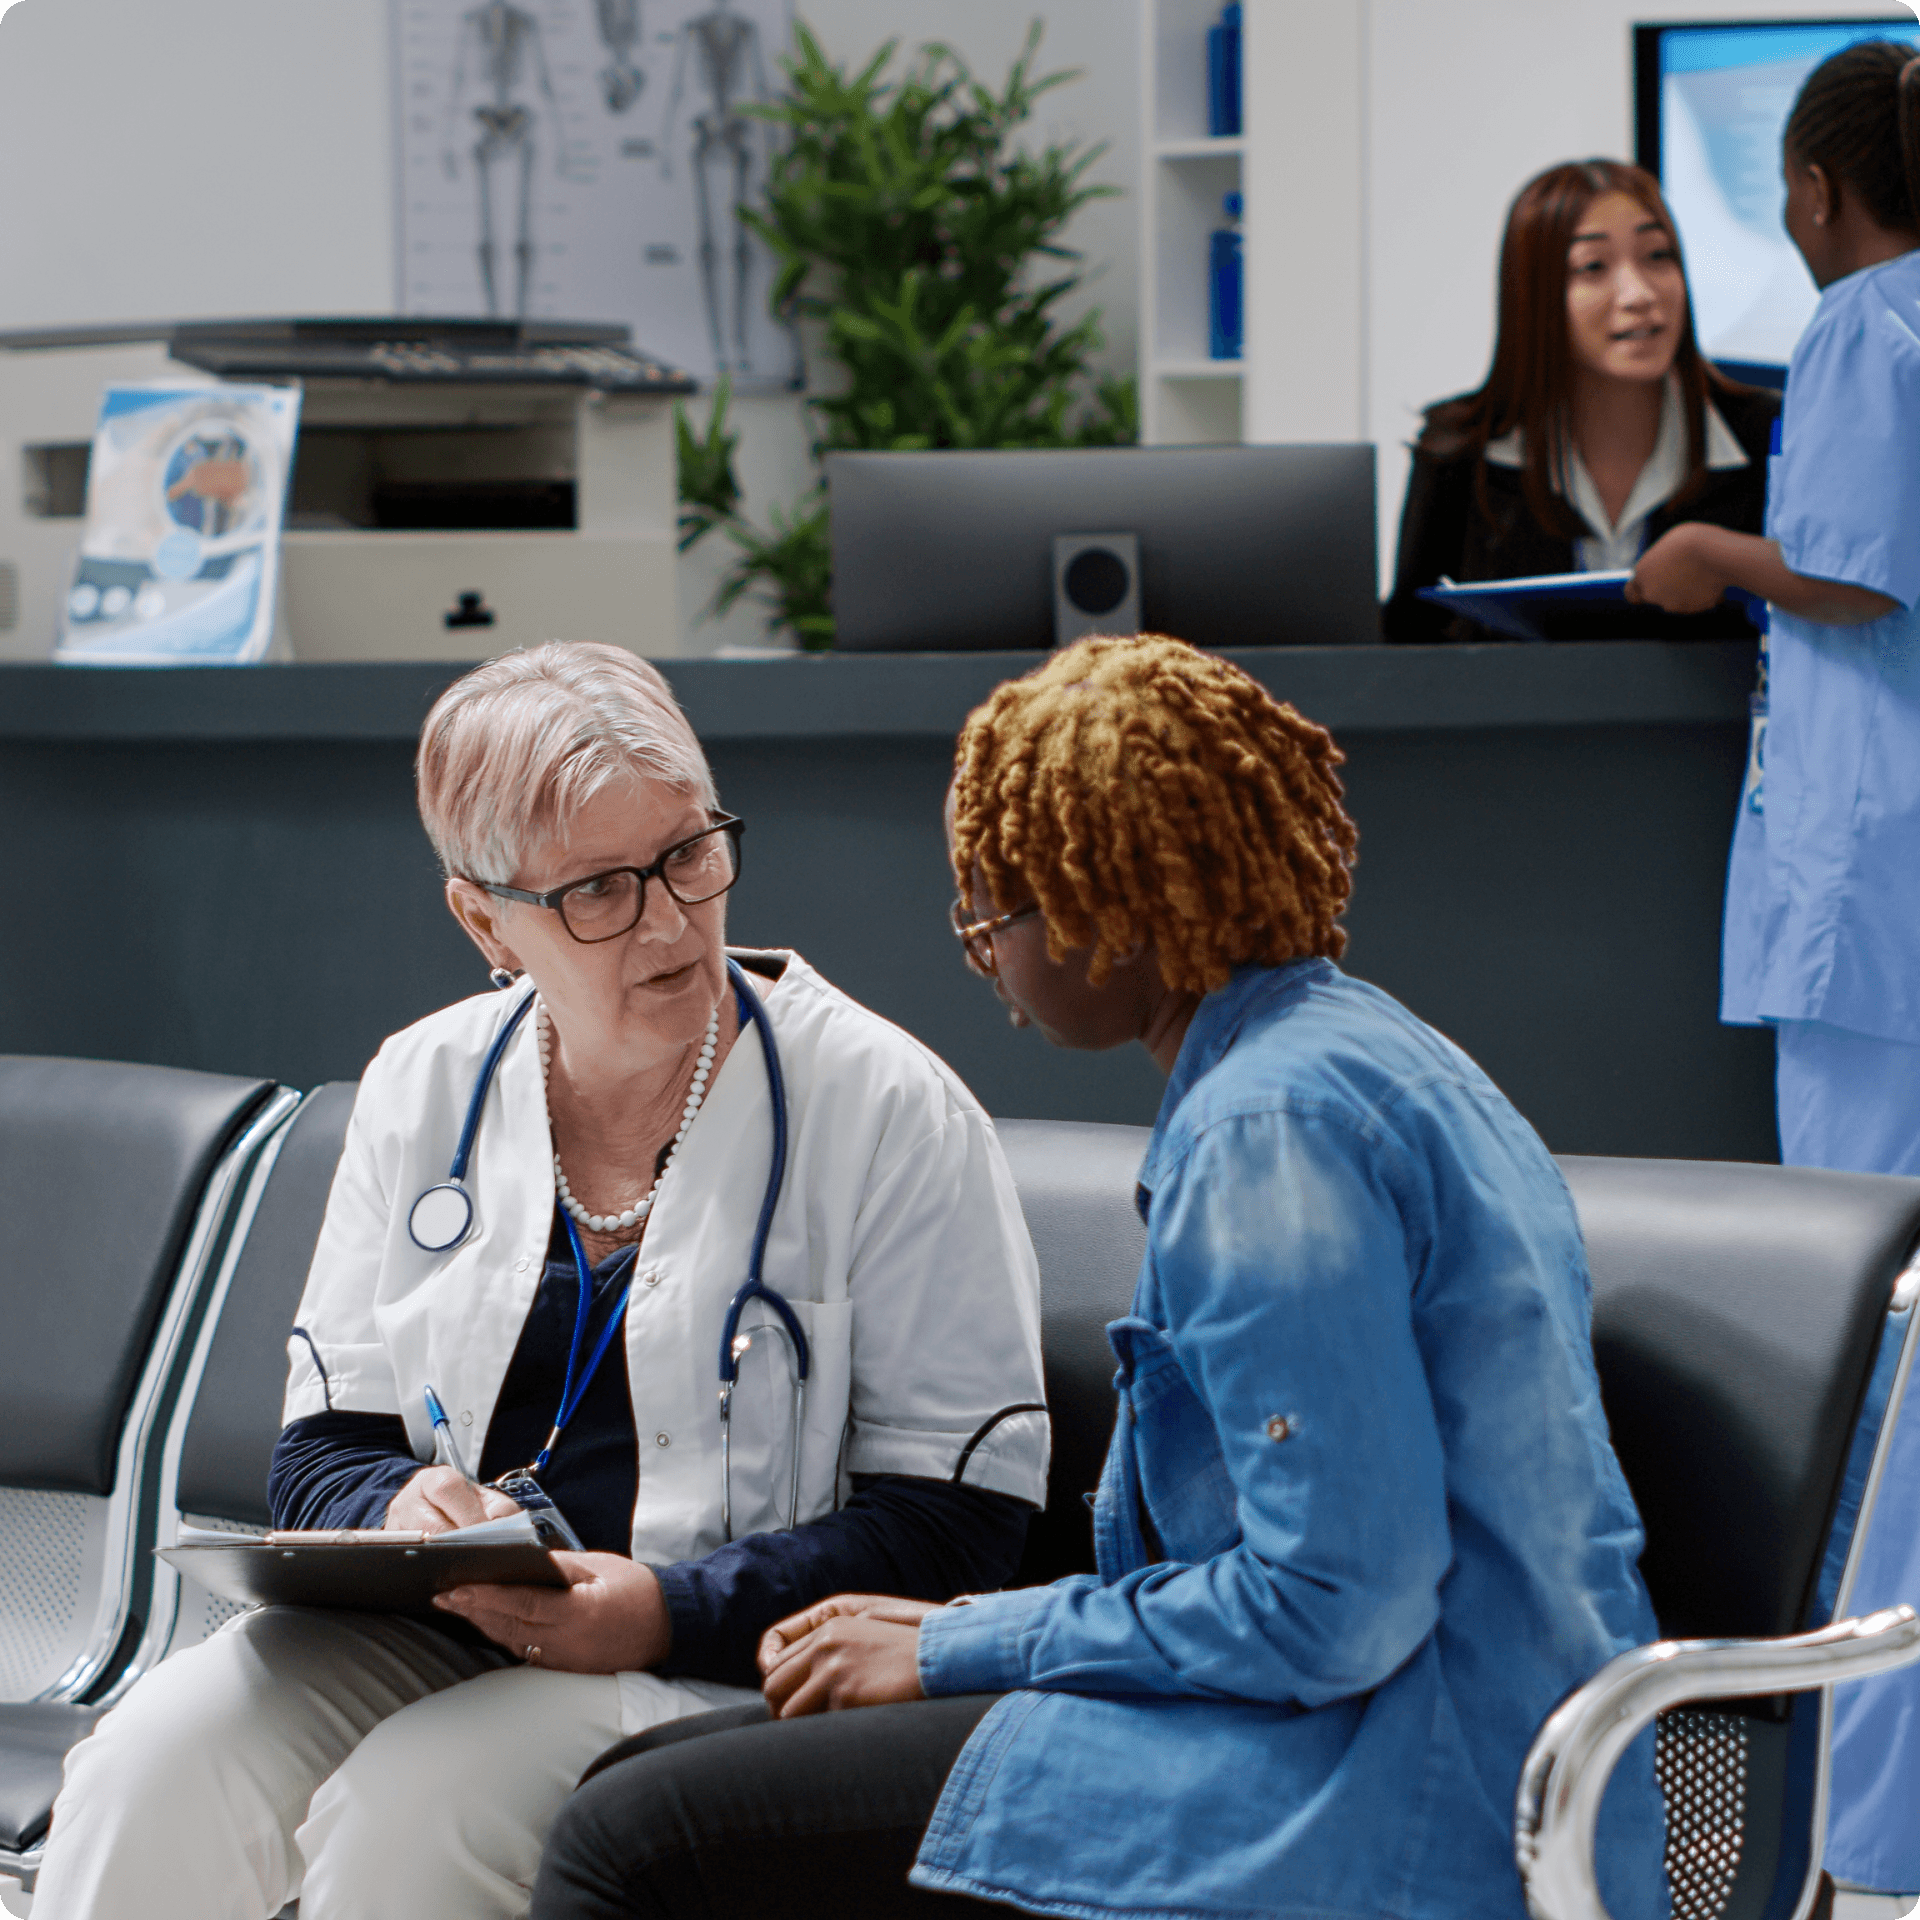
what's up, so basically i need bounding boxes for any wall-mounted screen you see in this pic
[1635,17,1920,375]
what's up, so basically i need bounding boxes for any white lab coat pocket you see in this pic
[720,1297,852,1538]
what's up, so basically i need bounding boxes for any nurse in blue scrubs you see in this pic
[1629,39,1920,1899]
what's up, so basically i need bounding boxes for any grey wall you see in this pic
[0,645,1775,1160]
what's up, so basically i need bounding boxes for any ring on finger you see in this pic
[526,1644,541,1666]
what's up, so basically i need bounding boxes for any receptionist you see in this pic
[1384,158,1779,644]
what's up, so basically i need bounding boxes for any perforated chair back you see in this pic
[1561,1155,1920,1920]
[154,1084,358,1655]
[994,1120,1150,1585]
[0,1057,280,1705]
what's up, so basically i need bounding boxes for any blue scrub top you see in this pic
[1722,249,1920,1043]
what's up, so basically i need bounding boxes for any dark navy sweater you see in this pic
[269,1209,1031,1687]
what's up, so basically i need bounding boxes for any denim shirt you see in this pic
[913,961,1667,1920]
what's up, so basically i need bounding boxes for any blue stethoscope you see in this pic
[405,958,810,1540]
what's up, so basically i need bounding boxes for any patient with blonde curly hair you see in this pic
[529,634,1667,1920]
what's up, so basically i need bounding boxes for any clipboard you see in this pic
[159,1527,567,1614]
[1416,571,1766,642]
[1417,570,1635,642]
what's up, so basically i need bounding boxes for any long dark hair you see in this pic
[1417,159,1729,538]
[1785,40,1920,232]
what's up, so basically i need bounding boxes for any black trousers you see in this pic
[530,1696,1010,1919]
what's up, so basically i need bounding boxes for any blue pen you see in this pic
[423,1384,476,1485]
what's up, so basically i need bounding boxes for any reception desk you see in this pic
[0,641,1773,1161]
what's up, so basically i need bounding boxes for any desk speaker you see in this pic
[1052,532,1140,647]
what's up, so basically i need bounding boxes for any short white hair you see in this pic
[416,643,718,884]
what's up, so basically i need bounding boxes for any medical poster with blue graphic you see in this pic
[53,384,301,667]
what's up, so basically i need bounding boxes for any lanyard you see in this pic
[533,1209,637,1475]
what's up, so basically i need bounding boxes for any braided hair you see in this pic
[1784,39,1920,233]
[950,635,1358,997]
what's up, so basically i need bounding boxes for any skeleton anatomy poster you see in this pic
[393,0,798,385]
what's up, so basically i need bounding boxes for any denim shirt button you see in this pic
[1266,1414,1296,1441]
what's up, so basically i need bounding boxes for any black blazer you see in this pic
[1381,384,1781,644]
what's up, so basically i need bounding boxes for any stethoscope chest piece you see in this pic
[409,1181,475,1253]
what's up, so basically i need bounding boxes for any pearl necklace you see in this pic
[538,1000,719,1235]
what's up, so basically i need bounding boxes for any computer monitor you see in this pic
[825,444,1378,652]
[1635,17,1920,378]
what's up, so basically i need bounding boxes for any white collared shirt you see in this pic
[284,950,1050,1559]
[1483,377,1750,571]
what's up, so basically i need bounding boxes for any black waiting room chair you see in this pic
[0,1095,1914,1920]
[151,1084,360,1659]
[1519,1158,1920,1920]
[0,1057,296,1878]
[0,1081,350,1890]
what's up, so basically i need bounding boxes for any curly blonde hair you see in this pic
[950,635,1358,995]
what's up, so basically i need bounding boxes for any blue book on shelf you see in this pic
[1207,3,1242,137]
[1210,192,1244,360]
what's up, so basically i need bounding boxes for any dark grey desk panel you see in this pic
[0,642,1771,1160]
[0,641,1755,743]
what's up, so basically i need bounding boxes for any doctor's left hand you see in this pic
[434,1553,671,1674]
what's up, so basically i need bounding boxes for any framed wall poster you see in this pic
[393,0,799,387]
[53,384,301,667]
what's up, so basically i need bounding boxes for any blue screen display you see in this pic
[1652,17,1920,368]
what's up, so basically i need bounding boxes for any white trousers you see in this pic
[29,1608,756,1920]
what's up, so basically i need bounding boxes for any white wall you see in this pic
[0,0,396,329]
[1362,0,1912,583]
[0,0,1138,652]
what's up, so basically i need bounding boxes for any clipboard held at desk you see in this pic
[1416,571,1766,642]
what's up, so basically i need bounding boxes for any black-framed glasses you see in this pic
[950,895,1041,977]
[480,815,745,945]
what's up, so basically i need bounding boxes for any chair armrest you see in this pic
[1514,1604,1920,1920]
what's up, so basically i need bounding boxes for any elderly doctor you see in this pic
[30,641,1049,1920]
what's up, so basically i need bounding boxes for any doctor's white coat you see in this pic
[283,949,1050,1560]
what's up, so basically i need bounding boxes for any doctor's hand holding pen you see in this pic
[757,1593,937,1717]
[383,1382,523,1535]
[385,1466,522,1534]
[409,1385,677,1673]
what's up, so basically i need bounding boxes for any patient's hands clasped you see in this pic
[758,1593,935,1717]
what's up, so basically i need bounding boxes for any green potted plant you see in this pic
[679,21,1135,650]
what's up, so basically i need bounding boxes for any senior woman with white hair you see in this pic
[30,642,1049,1920]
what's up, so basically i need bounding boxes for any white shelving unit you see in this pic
[1139,0,1368,450]
[1139,0,1245,445]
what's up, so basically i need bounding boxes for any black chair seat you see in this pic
[0,1702,103,1851]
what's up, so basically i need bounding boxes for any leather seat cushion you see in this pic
[0,1701,103,1851]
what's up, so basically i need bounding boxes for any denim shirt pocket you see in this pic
[1102,1316,1241,1572]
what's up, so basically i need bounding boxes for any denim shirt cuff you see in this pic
[917,1586,1053,1696]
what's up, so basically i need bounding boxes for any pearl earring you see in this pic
[490,966,519,990]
